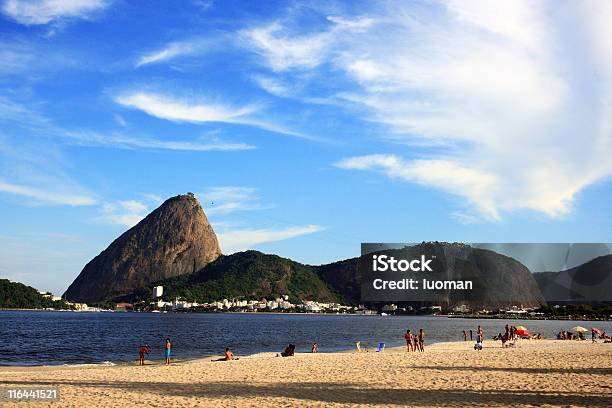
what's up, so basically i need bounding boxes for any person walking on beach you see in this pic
[477,326,484,346]
[138,344,150,366]
[462,330,467,341]
[165,338,171,365]
[418,329,425,352]
[404,330,414,352]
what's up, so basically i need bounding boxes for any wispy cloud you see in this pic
[66,130,256,152]
[253,1,612,221]
[1,0,110,25]
[1,94,256,152]
[199,186,269,215]
[0,179,96,206]
[336,154,499,220]
[135,39,210,68]
[217,224,323,253]
[252,75,291,97]
[242,15,377,72]
[0,42,34,74]
[99,199,149,227]
[242,22,332,71]
[114,90,310,139]
[115,91,257,123]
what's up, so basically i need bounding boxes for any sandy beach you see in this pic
[1,340,611,407]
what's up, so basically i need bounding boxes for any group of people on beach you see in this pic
[557,329,611,342]
[137,323,611,365]
[403,328,425,352]
[277,342,317,357]
[138,338,172,365]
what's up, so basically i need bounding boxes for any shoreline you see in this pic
[0,338,607,369]
[3,308,610,321]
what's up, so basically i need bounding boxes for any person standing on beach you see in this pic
[477,326,484,346]
[469,329,473,341]
[311,342,318,353]
[462,330,467,341]
[418,329,425,352]
[413,334,419,352]
[165,338,171,365]
[138,344,150,366]
[404,330,413,352]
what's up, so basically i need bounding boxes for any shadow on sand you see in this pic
[2,379,611,406]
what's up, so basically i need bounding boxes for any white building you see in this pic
[153,286,163,298]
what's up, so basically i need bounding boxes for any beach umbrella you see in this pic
[571,326,588,333]
[515,326,529,336]
[591,328,602,335]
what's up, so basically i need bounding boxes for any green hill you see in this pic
[0,279,70,309]
[145,251,344,304]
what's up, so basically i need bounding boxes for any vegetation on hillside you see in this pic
[0,279,70,309]
[134,251,345,304]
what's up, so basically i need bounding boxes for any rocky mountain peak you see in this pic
[64,193,221,303]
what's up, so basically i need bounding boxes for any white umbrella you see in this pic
[571,326,588,333]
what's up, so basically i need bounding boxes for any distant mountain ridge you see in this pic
[140,243,546,309]
[533,254,612,304]
[63,194,548,308]
[320,242,546,308]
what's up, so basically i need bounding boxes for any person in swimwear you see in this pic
[138,344,150,366]
[311,342,318,353]
[404,330,413,352]
[212,347,238,361]
[418,329,425,352]
[165,338,171,365]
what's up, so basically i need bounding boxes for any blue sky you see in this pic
[1,0,612,295]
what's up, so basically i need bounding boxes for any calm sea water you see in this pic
[0,311,606,366]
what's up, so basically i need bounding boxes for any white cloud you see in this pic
[200,186,269,215]
[242,22,331,71]
[256,1,612,220]
[99,199,149,227]
[135,39,208,68]
[114,91,309,139]
[1,0,109,25]
[326,15,374,31]
[336,155,500,220]
[66,130,256,152]
[252,75,291,97]
[243,15,378,72]
[450,211,479,225]
[192,0,213,12]
[217,225,323,253]
[0,179,96,206]
[0,42,34,74]
[115,92,257,123]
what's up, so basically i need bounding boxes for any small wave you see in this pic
[59,361,116,367]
